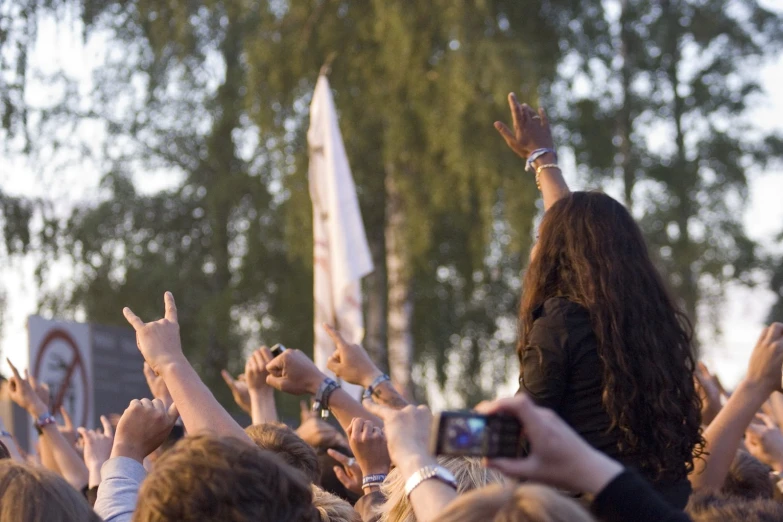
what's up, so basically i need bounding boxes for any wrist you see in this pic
[362,465,391,477]
[28,401,50,419]
[249,386,274,398]
[397,452,438,480]
[154,353,190,378]
[361,370,385,390]
[531,151,557,169]
[307,372,329,395]
[574,449,624,495]
[111,441,145,464]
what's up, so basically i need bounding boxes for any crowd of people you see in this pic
[0,95,781,522]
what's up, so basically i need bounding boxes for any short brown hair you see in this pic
[722,451,775,500]
[133,435,319,522]
[0,461,101,522]
[246,423,321,483]
[437,483,595,522]
[688,490,783,521]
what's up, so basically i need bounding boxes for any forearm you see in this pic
[249,389,278,425]
[160,357,252,443]
[40,423,89,489]
[38,435,62,473]
[88,464,102,488]
[371,381,409,410]
[532,152,570,211]
[329,389,382,432]
[398,454,458,522]
[690,379,770,490]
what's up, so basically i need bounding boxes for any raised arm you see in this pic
[264,348,381,432]
[689,323,783,491]
[246,347,279,425]
[6,360,88,490]
[495,93,569,211]
[123,292,251,443]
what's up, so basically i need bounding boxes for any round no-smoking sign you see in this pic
[33,329,90,429]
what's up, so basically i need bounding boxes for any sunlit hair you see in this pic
[246,422,321,483]
[376,456,506,522]
[437,483,595,522]
[722,451,774,500]
[519,191,704,480]
[0,460,101,522]
[133,435,318,522]
[312,485,361,522]
[687,490,783,521]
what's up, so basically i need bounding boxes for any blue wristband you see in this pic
[362,473,387,487]
[525,148,556,172]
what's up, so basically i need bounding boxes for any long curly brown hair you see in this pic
[519,191,704,481]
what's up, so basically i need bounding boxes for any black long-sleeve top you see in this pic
[517,297,691,509]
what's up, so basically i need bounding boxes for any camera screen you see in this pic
[441,415,488,456]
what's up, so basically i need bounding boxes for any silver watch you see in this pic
[404,465,457,497]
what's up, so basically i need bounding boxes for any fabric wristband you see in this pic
[362,374,391,400]
[312,377,340,419]
[525,148,556,172]
[34,412,56,430]
[362,473,388,487]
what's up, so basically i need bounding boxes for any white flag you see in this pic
[308,75,374,399]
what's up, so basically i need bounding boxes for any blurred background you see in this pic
[0,0,781,417]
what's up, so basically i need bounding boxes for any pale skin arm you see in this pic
[248,348,278,425]
[123,293,252,444]
[495,93,570,211]
[689,324,783,491]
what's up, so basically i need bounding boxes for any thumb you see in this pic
[333,466,353,489]
[167,402,179,422]
[265,374,287,392]
[221,370,238,392]
[485,456,537,481]
[60,406,73,429]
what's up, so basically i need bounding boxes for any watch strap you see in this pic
[404,465,457,498]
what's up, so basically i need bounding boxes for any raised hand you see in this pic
[324,324,383,388]
[144,362,173,407]
[245,348,272,392]
[221,370,251,413]
[6,359,48,417]
[746,323,783,394]
[494,93,554,160]
[58,406,79,447]
[79,415,115,487]
[345,417,390,480]
[362,399,433,472]
[328,448,363,495]
[265,349,326,396]
[112,398,179,464]
[123,292,184,372]
[745,413,783,473]
[695,362,723,426]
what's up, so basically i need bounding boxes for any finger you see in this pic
[508,93,524,133]
[77,427,89,440]
[100,415,114,437]
[758,412,778,429]
[362,398,394,421]
[140,398,153,408]
[28,371,36,389]
[327,448,352,466]
[252,350,266,370]
[60,406,74,430]
[538,107,549,128]
[164,291,178,323]
[167,402,179,421]
[493,121,515,143]
[485,456,536,479]
[746,423,764,437]
[143,362,157,381]
[323,324,346,349]
[265,374,285,391]
[346,418,356,437]
[246,356,258,375]
[265,355,284,376]
[6,359,21,380]
[221,370,238,392]
[359,420,371,440]
[333,466,353,489]
[123,307,145,331]
[258,346,273,365]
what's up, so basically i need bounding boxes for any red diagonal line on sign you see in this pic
[52,356,79,415]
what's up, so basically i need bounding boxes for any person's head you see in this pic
[436,483,595,522]
[133,435,319,522]
[246,423,321,483]
[312,485,361,522]
[0,460,101,522]
[520,191,703,481]
[377,456,506,522]
[722,451,774,500]
[688,490,783,521]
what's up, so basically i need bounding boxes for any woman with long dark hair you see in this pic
[495,94,703,508]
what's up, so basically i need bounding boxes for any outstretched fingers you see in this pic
[123,307,145,331]
[164,291,178,323]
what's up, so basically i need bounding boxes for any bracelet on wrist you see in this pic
[534,163,560,191]
[362,374,391,401]
[34,412,56,430]
[362,473,388,488]
[0,430,12,438]
[312,378,340,419]
[525,148,557,172]
[404,465,457,498]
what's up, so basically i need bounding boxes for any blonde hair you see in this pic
[312,485,361,522]
[437,483,595,522]
[376,456,507,522]
[0,460,101,522]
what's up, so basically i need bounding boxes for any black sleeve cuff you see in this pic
[592,470,691,522]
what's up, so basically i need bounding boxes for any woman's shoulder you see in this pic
[534,297,590,323]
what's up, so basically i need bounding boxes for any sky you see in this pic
[0,6,782,395]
